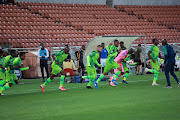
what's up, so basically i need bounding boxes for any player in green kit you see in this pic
[40,47,70,92]
[82,45,102,89]
[144,38,163,86]
[0,49,7,90]
[94,40,122,89]
[0,51,29,96]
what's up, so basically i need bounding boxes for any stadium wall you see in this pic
[113,0,180,6]
[15,0,106,5]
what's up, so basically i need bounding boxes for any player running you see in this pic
[109,49,136,86]
[82,45,102,89]
[144,38,163,86]
[94,40,122,89]
[40,46,70,92]
[0,51,29,96]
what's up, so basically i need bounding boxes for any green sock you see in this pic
[114,71,121,80]
[97,74,105,83]
[148,69,159,74]
[1,83,10,91]
[153,73,159,83]
[87,79,95,86]
[43,78,52,86]
[60,75,65,87]
[123,72,129,81]
[0,80,5,89]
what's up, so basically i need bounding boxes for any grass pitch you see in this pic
[0,72,180,120]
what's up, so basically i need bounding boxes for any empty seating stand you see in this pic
[0,3,180,50]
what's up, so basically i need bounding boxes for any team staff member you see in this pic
[77,45,85,82]
[38,43,49,82]
[134,44,143,75]
[162,39,180,88]
[100,43,108,72]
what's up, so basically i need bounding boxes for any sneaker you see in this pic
[164,86,172,88]
[112,79,118,85]
[144,68,148,74]
[152,82,159,86]
[122,80,128,84]
[59,86,66,91]
[40,84,44,92]
[86,86,92,89]
[42,79,45,82]
[94,81,98,89]
[178,83,180,88]
[110,82,116,86]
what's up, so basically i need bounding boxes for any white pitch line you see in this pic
[4,76,180,96]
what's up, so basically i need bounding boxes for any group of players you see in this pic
[0,50,29,96]
[0,38,179,95]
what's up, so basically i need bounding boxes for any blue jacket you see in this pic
[163,44,176,64]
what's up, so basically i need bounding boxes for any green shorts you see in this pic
[0,71,5,80]
[86,65,97,79]
[51,62,62,75]
[6,72,18,83]
[150,59,160,71]
[104,61,120,73]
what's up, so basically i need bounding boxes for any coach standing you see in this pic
[38,43,49,82]
[162,39,180,88]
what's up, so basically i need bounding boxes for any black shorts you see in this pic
[134,59,141,65]
[79,61,85,69]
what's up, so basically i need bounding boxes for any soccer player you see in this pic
[144,38,163,86]
[0,51,29,96]
[109,49,135,86]
[40,47,70,92]
[82,45,102,89]
[94,40,122,89]
[162,39,180,88]
[0,49,6,90]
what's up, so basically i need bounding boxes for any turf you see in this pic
[0,72,180,120]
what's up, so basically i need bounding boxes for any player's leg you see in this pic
[122,65,129,84]
[59,70,66,91]
[86,66,96,88]
[111,62,121,85]
[95,63,110,89]
[40,63,60,92]
[164,62,171,87]
[145,60,160,85]
[169,62,180,87]
[0,73,14,95]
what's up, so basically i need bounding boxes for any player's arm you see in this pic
[148,51,155,63]
[86,55,91,67]
[163,46,168,65]
[109,52,118,57]
[52,54,59,64]
[95,61,101,67]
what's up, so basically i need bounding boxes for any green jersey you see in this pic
[3,55,15,74]
[87,50,100,67]
[54,50,68,66]
[0,56,5,73]
[106,45,118,63]
[149,45,159,60]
